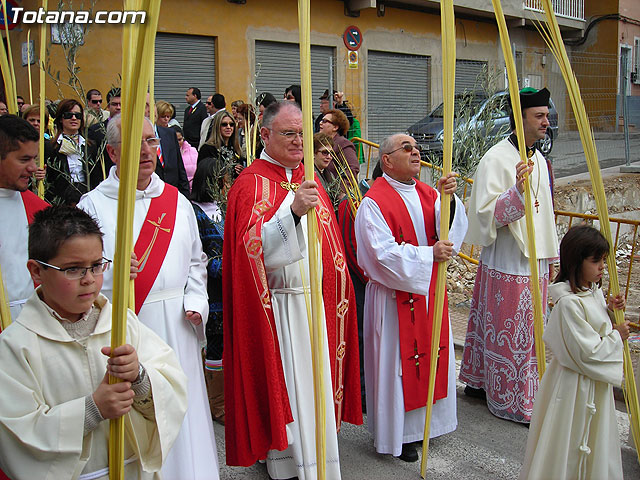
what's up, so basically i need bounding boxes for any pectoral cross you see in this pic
[138,213,171,271]
[279,181,300,192]
[534,199,540,214]
[408,339,427,380]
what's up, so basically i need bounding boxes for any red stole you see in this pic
[20,190,49,223]
[366,177,449,412]
[133,184,178,314]
[222,158,362,467]
[21,190,50,289]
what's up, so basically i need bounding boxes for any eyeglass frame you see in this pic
[113,137,161,149]
[384,142,423,155]
[316,148,332,156]
[62,111,83,120]
[89,99,103,105]
[271,129,304,141]
[36,258,112,280]
[220,121,235,127]
[319,117,335,126]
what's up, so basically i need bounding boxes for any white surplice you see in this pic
[354,173,468,456]
[78,167,219,480]
[260,152,342,480]
[0,292,187,480]
[519,282,624,480]
[0,188,34,321]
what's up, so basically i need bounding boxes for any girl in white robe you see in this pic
[520,225,630,480]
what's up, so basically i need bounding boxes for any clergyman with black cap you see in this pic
[458,86,559,425]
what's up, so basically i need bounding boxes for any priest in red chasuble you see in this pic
[223,101,362,479]
[78,115,219,480]
[354,133,467,462]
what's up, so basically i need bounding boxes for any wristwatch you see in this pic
[133,363,145,385]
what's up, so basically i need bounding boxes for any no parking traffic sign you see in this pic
[343,25,362,51]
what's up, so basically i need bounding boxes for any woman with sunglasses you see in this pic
[45,99,98,205]
[198,111,245,176]
[319,108,359,183]
[313,132,335,194]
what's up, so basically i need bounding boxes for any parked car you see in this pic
[407,90,559,156]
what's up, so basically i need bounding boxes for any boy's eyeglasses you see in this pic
[36,258,112,280]
[62,112,82,120]
[90,99,102,105]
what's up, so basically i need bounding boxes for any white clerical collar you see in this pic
[0,187,20,198]
[383,172,416,192]
[261,149,300,171]
[100,165,163,199]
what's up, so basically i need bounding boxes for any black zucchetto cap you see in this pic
[519,87,550,109]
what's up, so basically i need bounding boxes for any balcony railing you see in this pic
[524,0,584,22]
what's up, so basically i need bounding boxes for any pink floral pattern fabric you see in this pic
[494,185,525,228]
[459,261,549,423]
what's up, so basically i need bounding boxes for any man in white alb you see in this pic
[354,133,467,462]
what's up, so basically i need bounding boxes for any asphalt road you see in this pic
[550,132,640,178]
[213,351,640,479]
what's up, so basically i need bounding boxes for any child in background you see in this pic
[0,206,187,480]
[520,225,630,480]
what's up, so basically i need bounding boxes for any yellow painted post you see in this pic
[298,1,326,478]
[0,0,17,115]
[492,0,546,377]
[108,2,161,479]
[538,0,640,461]
[420,1,455,476]
[26,30,32,104]
[37,0,47,199]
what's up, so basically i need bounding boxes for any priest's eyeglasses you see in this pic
[36,258,112,280]
[386,143,423,155]
[277,130,304,141]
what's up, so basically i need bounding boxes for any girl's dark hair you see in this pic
[190,157,220,203]
[555,224,609,293]
[29,205,103,262]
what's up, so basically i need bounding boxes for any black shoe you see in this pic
[399,442,418,462]
[464,385,486,400]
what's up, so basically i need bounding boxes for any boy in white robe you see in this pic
[0,206,187,480]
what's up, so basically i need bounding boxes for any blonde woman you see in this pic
[198,111,245,175]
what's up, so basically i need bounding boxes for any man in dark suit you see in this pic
[87,87,121,187]
[183,87,208,147]
[144,93,190,196]
[156,124,190,197]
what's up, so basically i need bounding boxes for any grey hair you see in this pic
[262,100,301,130]
[106,113,154,146]
[377,134,405,163]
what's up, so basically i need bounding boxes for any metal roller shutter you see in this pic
[154,33,216,122]
[367,51,430,144]
[255,40,335,119]
[455,59,487,94]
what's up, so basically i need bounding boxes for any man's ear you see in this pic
[26,259,44,285]
[260,126,270,144]
[380,153,392,172]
